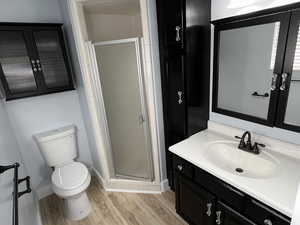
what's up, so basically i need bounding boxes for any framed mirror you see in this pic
[212,12,290,126]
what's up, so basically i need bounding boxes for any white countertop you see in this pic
[291,184,300,225]
[169,121,300,218]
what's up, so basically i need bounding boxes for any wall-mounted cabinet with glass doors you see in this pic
[212,5,300,133]
[0,23,74,100]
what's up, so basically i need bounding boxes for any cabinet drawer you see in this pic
[245,199,290,225]
[195,168,245,211]
[173,156,194,179]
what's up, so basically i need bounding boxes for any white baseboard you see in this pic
[106,178,162,193]
[36,183,53,200]
[92,167,167,194]
[91,166,106,187]
[160,179,170,192]
[33,190,44,225]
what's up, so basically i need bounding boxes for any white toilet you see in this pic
[34,125,92,221]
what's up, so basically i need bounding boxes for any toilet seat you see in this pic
[51,162,91,197]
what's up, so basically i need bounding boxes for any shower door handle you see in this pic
[139,115,145,125]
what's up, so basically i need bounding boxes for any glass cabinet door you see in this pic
[213,13,290,125]
[0,31,37,96]
[276,10,300,131]
[33,30,71,89]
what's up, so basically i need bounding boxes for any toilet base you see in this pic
[63,192,91,221]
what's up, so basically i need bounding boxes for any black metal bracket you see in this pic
[0,163,19,174]
[0,163,31,225]
[17,176,31,198]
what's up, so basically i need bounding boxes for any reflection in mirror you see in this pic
[284,24,300,126]
[217,22,280,119]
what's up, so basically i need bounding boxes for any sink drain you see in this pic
[235,168,244,173]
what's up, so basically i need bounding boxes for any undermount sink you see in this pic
[204,141,279,179]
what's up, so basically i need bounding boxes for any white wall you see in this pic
[58,0,104,177]
[85,12,143,42]
[212,0,300,20]
[211,0,300,145]
[0,0,62,23]
[5,91,93,192]
[0,0,93,195]
[0,102,41,225]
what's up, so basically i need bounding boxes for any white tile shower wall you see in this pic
[210,0,300,146]
[0,102,41,225]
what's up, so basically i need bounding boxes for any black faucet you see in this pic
[235,131,265,154]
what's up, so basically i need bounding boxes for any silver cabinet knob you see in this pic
[216,211,222,225]
[206,203,212,216]
[178,91,183,104]
[175,26,181,42]
[36,59,42,72]
[177,165,183,171]
[271,73,278,91]
[280,73,288,91]
[264,219,272,225]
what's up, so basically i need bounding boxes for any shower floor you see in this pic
[39,178,187,225]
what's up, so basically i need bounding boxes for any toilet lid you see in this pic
[52,162,89,190]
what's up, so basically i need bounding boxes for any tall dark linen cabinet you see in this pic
[156,0,211,188]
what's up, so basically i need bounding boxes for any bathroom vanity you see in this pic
[169,122,300,225]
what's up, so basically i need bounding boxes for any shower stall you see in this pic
[82,1,154,182]
[87,38,153,180]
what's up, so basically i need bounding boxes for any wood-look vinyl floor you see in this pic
[40,178,188,225]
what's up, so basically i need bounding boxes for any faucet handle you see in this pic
[252,142,265,154]
[254,142,266,148]
[235,135,247,149]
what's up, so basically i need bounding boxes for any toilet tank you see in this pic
[34,125,77,167]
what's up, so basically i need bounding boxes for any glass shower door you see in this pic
[92,38,153,180]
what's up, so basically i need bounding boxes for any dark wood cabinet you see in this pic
[165,53,186,145]
[173,155,291,225]
[164,0,184,48]
[175,170,215,225]
[212,3,300,133]
[156,0,211,189]
[0,23,74,100]
[217,202,256,225]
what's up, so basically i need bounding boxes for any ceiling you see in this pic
[83,0,140,15]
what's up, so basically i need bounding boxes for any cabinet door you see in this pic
[0,30,39,99]
[164,0,184,48]
[175,172,215,225]
[213,13,290,126]
[33,29,73,90]
[217,201,256,225]
[165,53,186,145]
[276,10,300,132]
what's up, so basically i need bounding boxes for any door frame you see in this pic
[66,0,167,192]
[87,38,154,181]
